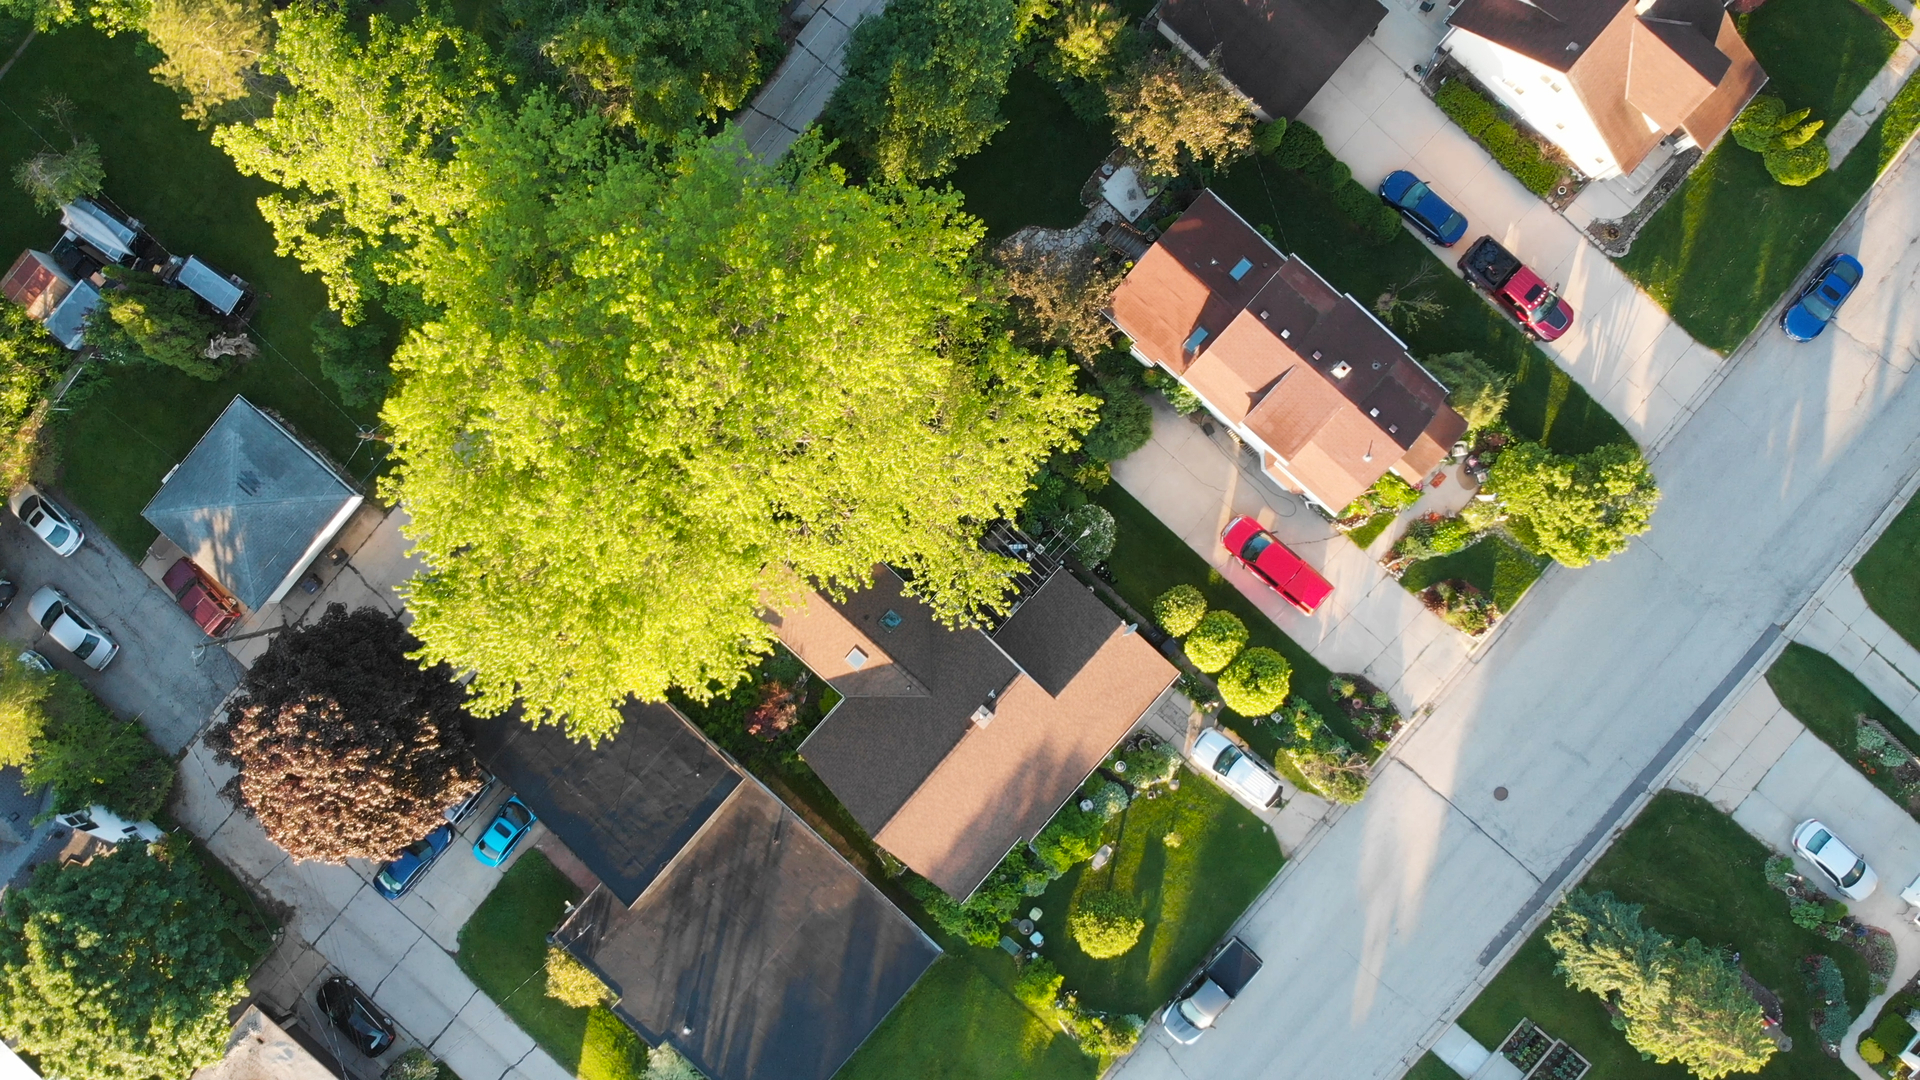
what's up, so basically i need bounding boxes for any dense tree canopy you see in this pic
[824,0,1021,182]
[145,0,274,122]
[1488,441,1659,567]
[0,651,50,768]
[0,306,66,488]
[0,845,259,1080]
[205,604,482,863]
[1107,49,1252,179]
[86,266,229,380]
[383,115,1091,739]
[25,674,173,821]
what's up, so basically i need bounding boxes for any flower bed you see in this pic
[1499,1018,1591,1080]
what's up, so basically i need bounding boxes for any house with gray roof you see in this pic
[141,397,362,612]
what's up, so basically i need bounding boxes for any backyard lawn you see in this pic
[833,953,1097,1080]
[456,852,643,1080]
[1617,0,1912,353]
[948,67,1113,242]
[0,22,380,556]
[1034,764,1284,1016]
[1457,791,1869,1080]
[1399,534,1547,613]
[1853,489,1920,651]
[1764,641,1920,817]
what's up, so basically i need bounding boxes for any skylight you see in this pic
[1229,258,1253,280]
[1184,327,1210,353]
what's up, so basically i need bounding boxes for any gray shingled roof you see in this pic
[141,397,360,611]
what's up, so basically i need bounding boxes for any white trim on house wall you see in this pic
[1440,26,1626,179]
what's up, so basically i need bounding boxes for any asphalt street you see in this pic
[0,494,242,754]
[1112,128,1920,1080]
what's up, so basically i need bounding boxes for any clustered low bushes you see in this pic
[1861,986,1920,1073]
[1269,699,1369,803]
[1393,512,1478,563]
[1731,95,1830,187]
[1183,610,1247,673]
[1014,959,1145,1061]
[1140,366,1204,416]
[1265,121,1400,243]
[1435,80,1559,195]
[1337,472,1422,524]
[1327,674,1403,748]
[1805,954,1853,1048]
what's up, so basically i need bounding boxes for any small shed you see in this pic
[59,200,137,264]
[41,279,100,350]
[175,256,246,317]
[0,251,73,320]
[141,397,363,611]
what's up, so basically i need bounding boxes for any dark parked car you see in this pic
[1458,236,1573,341]
[317,975,396,1057]
[445,770,496,826]
[1378,170,1468,246]
[1782,252,1863,342]
[374,824,454,900]
[0,575,17,613]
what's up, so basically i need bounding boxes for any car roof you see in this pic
[1184,978,1232,1024]
[1253,544,1334,609]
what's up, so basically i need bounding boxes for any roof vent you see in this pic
[1258,310,1269,320]
[1368,408,1380,417]
[1388,424,1399,434]
[236,470,262,497]
[1331,361,1353,379]
[1566,41,1580,51]
[845,646,869,670]
[971,689,1000,728]
[1311,350,1323,360]
[879,609,903,632]
[1279,328,1290,339]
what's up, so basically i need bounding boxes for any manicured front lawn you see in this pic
[1853,490,1920,651]
[1399,534,1547,613]
[1457,791,1868,1080]
[1034,764,1284,1016]
[834,953,1097,1080]
[948,67,1113,242]
[1764,641,1920,816]
[1617,0,1908,353]
[1346,510,1396,550]
[455,851,642,1080]
[0,22,380,556]
[1405,1052,1461,1080]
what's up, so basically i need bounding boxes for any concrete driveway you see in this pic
[1108,93,1920,1080]
[0,490,242,753]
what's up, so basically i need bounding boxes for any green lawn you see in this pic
[1399,534,1546,613]
[834,953,1097,1080]
[948,67,1113,242]
[0,22,381,556]
[1404,1052,1461,1080]
[1617,0,1907,353]
[1209,160,1631,457]
[1853,490,1920,651]
[1764,641,1920,816]
[1457,791,1868,1080]
[1094,484,1357,763]
[1033,764,1283,1016]
[1346,510,1396,550]
[455,852,643,1080]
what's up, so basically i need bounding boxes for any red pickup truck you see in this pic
[1458,236,1574,341]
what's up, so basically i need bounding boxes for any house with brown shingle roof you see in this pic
[1441,0,1766,181]
[1106,190,1467,514]
[1155,0,1388,121]
[771,563,1177,900]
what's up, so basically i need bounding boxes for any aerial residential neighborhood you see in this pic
[0,0,1914,1078]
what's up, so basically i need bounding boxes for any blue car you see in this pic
[474,796,536,867]
[1378,170,1468,246]
[374,824,453,900]
[1782,253,1864,341]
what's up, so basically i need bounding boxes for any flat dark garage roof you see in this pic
[560,783,938,1080]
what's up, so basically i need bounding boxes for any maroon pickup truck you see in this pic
[1458,236,1574,341]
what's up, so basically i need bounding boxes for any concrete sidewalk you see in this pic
[1300,19,1724,449]
[736,0,886,160]
[1829,34,1920,168]
[1113,395,1474,713]
[1795,574,1920,729]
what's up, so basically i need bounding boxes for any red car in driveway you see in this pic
[1221,516,1333,615]
[164,558,242,637]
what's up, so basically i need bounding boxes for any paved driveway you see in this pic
[1109,104,1920,1080]
[0,491,242,753]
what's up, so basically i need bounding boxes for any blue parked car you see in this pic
[374,824,453,900]
[1378,170,1468,246]
[474,796,536,867]
[1782,252,1864,341]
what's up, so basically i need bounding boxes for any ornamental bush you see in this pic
[1436,80,1498,137]
[1332,177,1378,223]
[1217,647,1291,716]
[1083,387,1153,462]
[1764,140,1829,186]
[1271,119,1326,170]
[1311,155,1352,187]
[1424,351,1510,430]
[1153,584,1207,636]
[545,947,613,1009]
[1184,610,1247,672]
[1253,117,1288,154]
[1488,441,1659,567]
[1861,1038,1886,1065]
[1032,802,1106,874]
[1069,890,1145,958]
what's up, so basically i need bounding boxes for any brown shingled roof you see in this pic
[1157,0,1387,119]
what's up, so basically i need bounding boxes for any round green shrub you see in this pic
[1861,1038,1886,1065]
[1069,890,1145,959]
[1084,389,1154,461]
[1732,95,1787,152]
[1765,140,1829,186]
[1332,178,1378,223]
[1366,202,1402,244]
[1184,610,1247,673]
[1312,155,1352,187]
[1272,120,1326,170]
[1153,584,1208,637]
[1216,647,1292,716]
[1253,117,1289,154]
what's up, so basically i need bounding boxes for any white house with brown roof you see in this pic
[1106,191,1467,514]
[1442,0,1767,181]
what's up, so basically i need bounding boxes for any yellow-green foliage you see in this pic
[544,947,613,1010]
[1860,1038,1885,1065]
[1068,890,1144,959]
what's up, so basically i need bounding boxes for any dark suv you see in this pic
[317,975,396,1057]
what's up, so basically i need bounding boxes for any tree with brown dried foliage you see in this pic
[205,604,482,863]
[998,242,1123,361]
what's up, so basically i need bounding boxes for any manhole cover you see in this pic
[1493,786,1509,801]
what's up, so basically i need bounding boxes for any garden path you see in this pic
[1828,26,1920,167]
[1795,574,1920,729]
[735,0,887,161]
[1300,10,1727,445]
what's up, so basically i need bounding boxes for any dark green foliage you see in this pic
[86,266,227,380]
[1435,80,1498,137]
[1394,512,1478,561]
[1434,81,1557,194]
[907,851,1052,947]
[824,0,1021,181]
[1310,154,1350,186]
[1082,386,1152,462]
[309,309,391,408]
[0,844,263,1080]
[1331,178,1377,223]
[1422,350,1509,430]
[1270,119,1325,169]
[1032,802,1106,874]
[1216,646,1291,717]
[25,674,171,821]
[1253,117,1287,154]
[1013,956,1064,1011]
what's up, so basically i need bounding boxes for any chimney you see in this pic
[971,688,1000,728]
[1330,361,1352,379]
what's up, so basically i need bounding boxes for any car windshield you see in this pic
[1800,288,1838,321]
[18,495,37,517]
[1440,212,1465,236]
[1212,745,1243,777]
[45,524,69,547]
[375,866,410,891]
[504,803,531,828]
[1806,829,1832,854]
[73,635,97,660]
[1842,858,1867,888]
[1240,532,1273,562]
[1177,996,1214,1027]
[37,603,61,631]
[1399,181,1430,209]
[1538,302,1571,331]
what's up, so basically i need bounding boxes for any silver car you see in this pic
[10,486,82,556]
[1792,819,1878,900]
[28,587,119,670]
[1162,938,1263,1045]
[1191,729,1284,808]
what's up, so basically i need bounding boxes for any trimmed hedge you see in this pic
[1855,0,1913,37]
[1185,610,1248,673]
[1217,647,1292,717]
[1435,80,1560,196]
[1153,584,1208,637]
[1264,120,1399,242]
[1271,121,1325,169]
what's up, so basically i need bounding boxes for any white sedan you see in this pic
[28,587,119,671]
[9,486,82,556]
[1792,819,1878,900]
[1191,729,1283,809]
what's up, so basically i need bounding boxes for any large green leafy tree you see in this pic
[823,0,1021,182]
[0,306,66,488]
[26,674,173,821]
[0,844,260,1080]
[213,3,494,320]
[1488,441,1659,567]
[383,111,1091,739]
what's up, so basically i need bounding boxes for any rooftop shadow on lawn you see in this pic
[0,22,382,556]
[1457,791,1867,1080]
[1033,764,1284,1017]
[455,851,643,1080]
[1852,489,1920,653]
[834,951,1096,1080]
[1617,0,1906,354]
